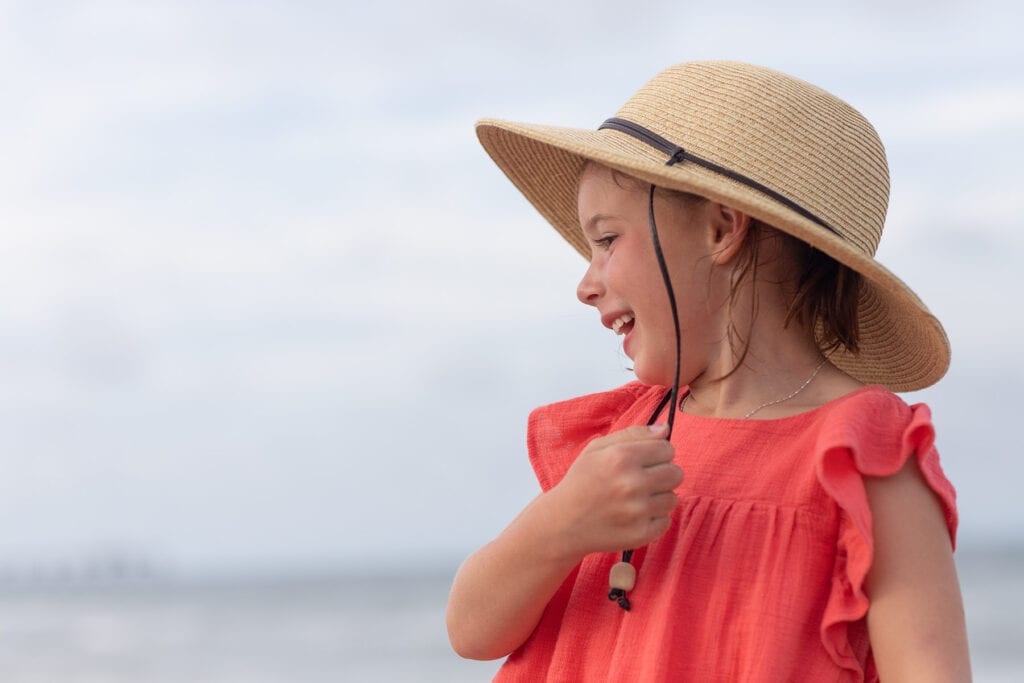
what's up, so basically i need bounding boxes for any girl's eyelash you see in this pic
[594,235,617,249]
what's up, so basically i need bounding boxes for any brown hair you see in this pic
[782,231,861,354]
[657,190,863,365]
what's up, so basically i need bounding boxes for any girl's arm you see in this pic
[445,492,583,661]
[446,424,683,660]
[864,457,971,681]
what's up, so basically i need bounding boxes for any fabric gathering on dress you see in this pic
[493,383,958,683]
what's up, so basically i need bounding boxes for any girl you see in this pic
[447,61,970,681]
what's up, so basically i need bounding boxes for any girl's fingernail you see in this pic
[649,423,667,434]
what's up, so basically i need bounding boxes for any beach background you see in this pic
[0,546,1021,681]
[1,0,1021,680]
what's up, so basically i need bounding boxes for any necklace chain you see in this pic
[680,358,829,419]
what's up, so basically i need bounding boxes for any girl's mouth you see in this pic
[611,313,635,336]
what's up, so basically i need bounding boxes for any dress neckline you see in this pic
[661,383,889,426]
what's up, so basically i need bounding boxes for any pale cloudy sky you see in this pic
[0,0,1021,575]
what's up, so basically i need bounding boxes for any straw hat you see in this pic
[476,60,949,392]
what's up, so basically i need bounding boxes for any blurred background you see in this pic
[0,0,1021,680]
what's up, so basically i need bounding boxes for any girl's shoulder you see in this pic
[811,383,909,416]
[754,384,942,490]
[804,382,957,551]
[800,385,928,461]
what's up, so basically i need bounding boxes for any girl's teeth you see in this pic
[612,313,634,335]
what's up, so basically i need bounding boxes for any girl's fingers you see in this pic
[645,514,673,541]
[648,491,679,517]
[597,424,669,447]
[593,426,676,466]
[625,439,676,468]
[593,438,674,467]
[645,462,685,490]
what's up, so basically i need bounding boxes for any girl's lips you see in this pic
[622,323,636,358]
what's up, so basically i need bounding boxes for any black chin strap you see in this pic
[646,182,684,441]
[610,159,684,613]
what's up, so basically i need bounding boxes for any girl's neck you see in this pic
[683,291,862,420]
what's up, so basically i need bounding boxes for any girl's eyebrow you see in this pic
[581,213,619,235]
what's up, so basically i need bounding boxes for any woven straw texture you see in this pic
[476,61,949,391]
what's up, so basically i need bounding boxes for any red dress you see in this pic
[493,383,957,682]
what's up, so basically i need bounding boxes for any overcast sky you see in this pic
[0,0,1021,576]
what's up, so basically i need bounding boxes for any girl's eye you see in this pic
[594,235,617,250]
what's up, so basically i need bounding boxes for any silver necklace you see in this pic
[680,357,829,419]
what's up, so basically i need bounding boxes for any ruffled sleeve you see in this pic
[527,382,657,491]
[815,391,958,677]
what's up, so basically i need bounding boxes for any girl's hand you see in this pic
[548,423,684,559]
[448,423,682,660]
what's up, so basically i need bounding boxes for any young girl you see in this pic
[447,61,970,681]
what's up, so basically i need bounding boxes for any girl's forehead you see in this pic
[578,167,644,214]
[576,162,612,195]
[578,165,649,205]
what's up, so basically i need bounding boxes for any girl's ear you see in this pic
[708,204,752,266]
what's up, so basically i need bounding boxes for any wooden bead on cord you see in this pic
[609,561,637,591]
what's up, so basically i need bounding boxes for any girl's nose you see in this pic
[576,261,603,306]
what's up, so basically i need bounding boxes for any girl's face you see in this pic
[576,164,724,386]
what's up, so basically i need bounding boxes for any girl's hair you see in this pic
[732,218,862,354]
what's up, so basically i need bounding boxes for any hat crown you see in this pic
[614,61,890,256]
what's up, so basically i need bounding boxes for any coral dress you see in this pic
[493,382,957,682]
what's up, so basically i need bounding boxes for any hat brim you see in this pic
[477,118,949,392]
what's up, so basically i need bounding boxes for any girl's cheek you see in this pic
[605,251,626,283]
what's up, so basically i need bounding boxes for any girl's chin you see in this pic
[630,360,676,387]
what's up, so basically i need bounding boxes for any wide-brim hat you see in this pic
[476,60,949,392]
